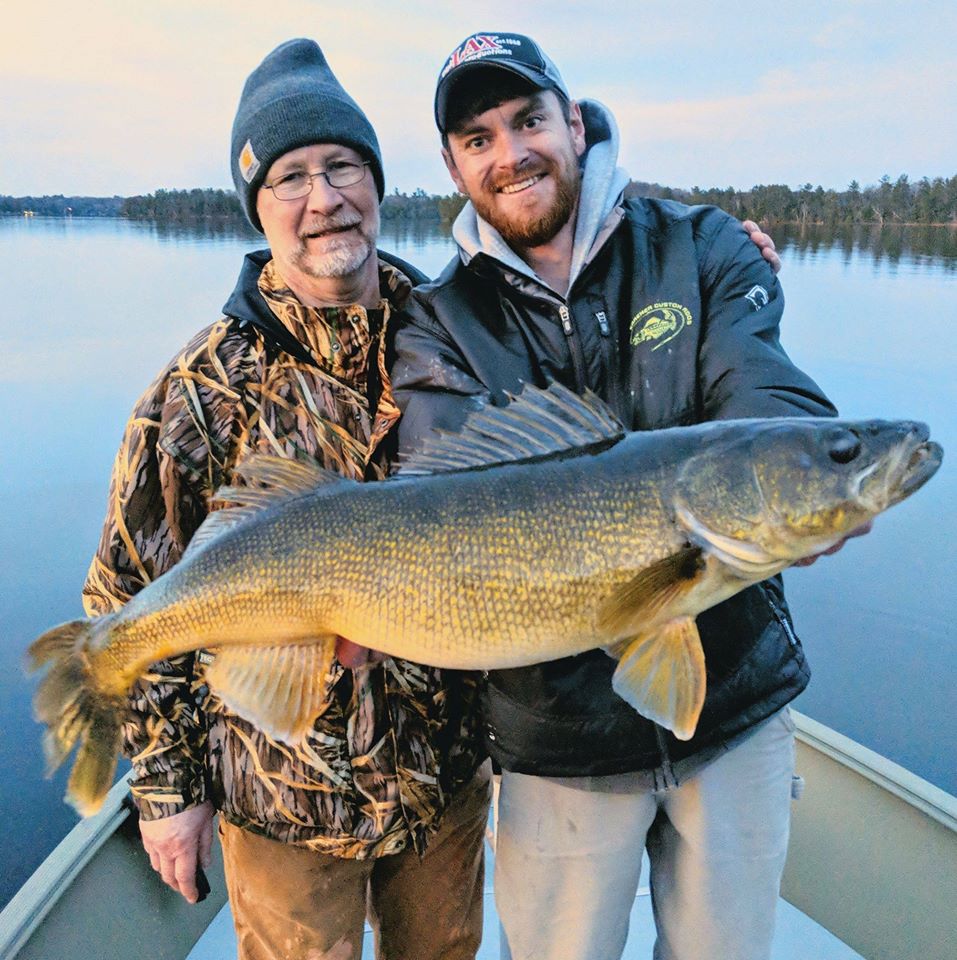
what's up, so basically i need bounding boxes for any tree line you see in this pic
[117,186,467,224]
[120,188,240,220]
[627,174,957,225]
[0,195,123,216]
[4,174,956,225]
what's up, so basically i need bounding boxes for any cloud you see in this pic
[611,57,957,188]
[2,1,954,196]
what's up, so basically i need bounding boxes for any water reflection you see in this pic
[130,217,261,244]
[776,222,957,270]
[0,216,953,912]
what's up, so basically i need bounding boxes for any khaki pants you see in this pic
[495,710,796,960]
[220,761,491,960]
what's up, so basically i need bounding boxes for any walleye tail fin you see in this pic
[609,618,706,741]
[27,619,122,817]
[203,637,337,746]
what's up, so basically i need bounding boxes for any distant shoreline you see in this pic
[5,213,955,229]
[4,173,956,227]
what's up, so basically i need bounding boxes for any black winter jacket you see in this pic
[391,197,837,777]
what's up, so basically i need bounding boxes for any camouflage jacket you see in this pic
[82,254,483,858]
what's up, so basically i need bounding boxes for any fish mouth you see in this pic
[897,440,943,498]
[855,423,943,508]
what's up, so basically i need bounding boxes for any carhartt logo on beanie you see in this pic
[230,38,385,232]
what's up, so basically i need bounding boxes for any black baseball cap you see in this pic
[435,32,570,133]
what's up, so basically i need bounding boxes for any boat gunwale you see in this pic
[0,775,133,960]
[791,710,957,831]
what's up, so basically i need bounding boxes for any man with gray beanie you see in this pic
[83,38,489,960]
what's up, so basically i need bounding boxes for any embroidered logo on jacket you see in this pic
[745,285,769,311]
[630,302,693,350]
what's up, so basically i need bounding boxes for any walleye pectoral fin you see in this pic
[203,639,337,746]
[598,546,705,637]
[610,618,706,741]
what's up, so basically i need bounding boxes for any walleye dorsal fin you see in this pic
[598,546,705,637]
[185,455,355,558]
[397,381,625,476]
[203,640,341,758]
[230,453,348,493]
[609,618,706,741]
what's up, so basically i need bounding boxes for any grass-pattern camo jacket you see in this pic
[82,258,483,858]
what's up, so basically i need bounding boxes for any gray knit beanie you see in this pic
[230,39,385,232]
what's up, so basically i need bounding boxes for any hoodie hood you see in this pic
[450,99,631,295]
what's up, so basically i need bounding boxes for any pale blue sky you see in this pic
[4,0,954,198]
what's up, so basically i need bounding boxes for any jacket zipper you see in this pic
[766,592,799,647]
[558,303,588,392]
[594,309,629,418]
[559,303,573,335]
[780,612,799,647]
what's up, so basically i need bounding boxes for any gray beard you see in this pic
[290,232,375,280]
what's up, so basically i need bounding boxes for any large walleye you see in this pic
[29,384,942,815]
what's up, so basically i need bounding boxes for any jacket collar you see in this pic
[222,248,428,368]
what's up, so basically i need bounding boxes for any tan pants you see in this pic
[220,761,491,960]
[496,710,796,960]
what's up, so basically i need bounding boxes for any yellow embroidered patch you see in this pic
[630,302,694,350]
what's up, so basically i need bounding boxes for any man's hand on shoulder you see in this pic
[139,800,214,904]
[742,220,781,274]
[792,521,874,567]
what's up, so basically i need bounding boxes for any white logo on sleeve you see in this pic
[745,285,769,310]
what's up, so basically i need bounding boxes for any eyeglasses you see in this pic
[263,161,370,201]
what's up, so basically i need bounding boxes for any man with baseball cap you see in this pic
[84,38,489,960]
[393,30,856,960]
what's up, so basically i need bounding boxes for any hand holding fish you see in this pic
[139,800,214,904]
[335,635,388,668]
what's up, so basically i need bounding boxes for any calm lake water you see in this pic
[1,216,954,909]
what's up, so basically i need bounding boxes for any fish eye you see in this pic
[828,431,862,464]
